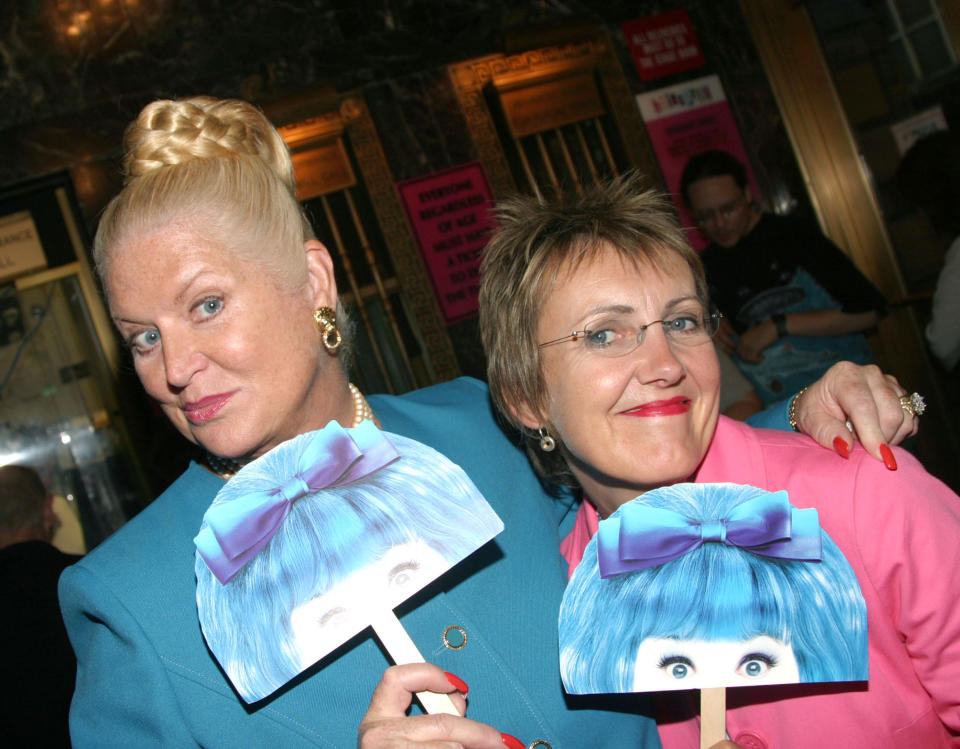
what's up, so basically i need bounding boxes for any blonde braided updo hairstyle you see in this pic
[121,96,295,188]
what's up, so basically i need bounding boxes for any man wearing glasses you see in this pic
[680,149,885,405]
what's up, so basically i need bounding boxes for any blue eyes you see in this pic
[586,329,617,346]
[199,298,222,317]
[737,653,777,678]
[582,313,707,353]
[658,655,694,680]
[657,651,778,680]
[131,329,161,351]
[664,315,699,333]
[126,297,223,355]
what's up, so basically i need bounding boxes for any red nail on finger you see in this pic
[833,436,851,459]
[444,671,469,695]
[880,443,897,471]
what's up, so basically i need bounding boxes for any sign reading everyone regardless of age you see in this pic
[622,9,705,82]
[635,74,759,251]
[397,162,496,324]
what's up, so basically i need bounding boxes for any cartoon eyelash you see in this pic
[657,654,694,669]
[657,653,695,679]
[738,652,778,668]
[387,560,421,586]
[317,606,347,627]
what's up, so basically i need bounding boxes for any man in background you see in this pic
[0,464,81,748]
[681,149,885,404]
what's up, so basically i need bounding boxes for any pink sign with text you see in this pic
[636,75,759,250]
[398,162,496,324]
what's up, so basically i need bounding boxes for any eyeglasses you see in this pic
[692,196,746,227]
[538,306,722,358]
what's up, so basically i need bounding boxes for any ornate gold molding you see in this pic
[739,0,904,298]
[342,94,460,384]
[264,88,460,387]
[741,0,960,475]
[448,34,660,193]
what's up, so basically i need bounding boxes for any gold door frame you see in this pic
[448,34,661,196]
[740,0,904,298]
[265,88,460,389]
[740,0,960,473]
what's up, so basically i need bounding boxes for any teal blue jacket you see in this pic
[60,378,670,748]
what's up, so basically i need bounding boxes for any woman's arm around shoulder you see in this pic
[747,362,916,464]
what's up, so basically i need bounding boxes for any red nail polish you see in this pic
[832,436,851,459]
[880,443,898,471]
[501,734,525,749]
[444,671,469,695]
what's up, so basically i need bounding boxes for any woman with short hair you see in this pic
[478,174,959,748]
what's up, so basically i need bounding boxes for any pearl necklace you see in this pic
[203,382,376,480]
[348,382,376,426]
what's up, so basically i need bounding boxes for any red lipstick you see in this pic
[183,391,236,425]
[623,396,691,417]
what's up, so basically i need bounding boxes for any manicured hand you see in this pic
[358,663,524,749]
[793,362,917,467]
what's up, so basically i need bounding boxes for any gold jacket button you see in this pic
[442,624,467,650]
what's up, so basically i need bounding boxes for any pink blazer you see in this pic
[562,417,960,749]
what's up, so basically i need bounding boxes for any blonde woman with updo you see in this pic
[58,96,917,748]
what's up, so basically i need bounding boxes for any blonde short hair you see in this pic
[479,173,707,486]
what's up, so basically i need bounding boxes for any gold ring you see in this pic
[899,392,926,418]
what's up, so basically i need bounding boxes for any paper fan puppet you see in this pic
[559,483,867,694]
[194,420,503,704]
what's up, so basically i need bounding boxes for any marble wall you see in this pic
[0,0,834,493]
[0,0,805,227]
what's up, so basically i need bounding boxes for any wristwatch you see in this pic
[772,313,789,339]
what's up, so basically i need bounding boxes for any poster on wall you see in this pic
[636,74,759,251]
[622,9,706,83]
[397,162,496,324]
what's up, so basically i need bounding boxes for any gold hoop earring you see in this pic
[314,307,342,353]
[538,427,556,452]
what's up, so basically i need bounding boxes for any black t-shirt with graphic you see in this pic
[699,213,886,403]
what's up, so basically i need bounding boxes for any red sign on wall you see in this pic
[622,9,705,82]
[397,162,496,324]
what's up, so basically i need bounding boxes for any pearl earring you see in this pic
[538,428,556,452]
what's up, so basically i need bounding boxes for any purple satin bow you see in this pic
[195,420,399,584]
[597,489,822,579]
